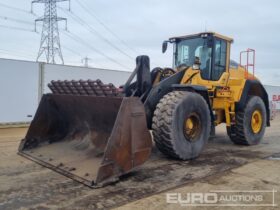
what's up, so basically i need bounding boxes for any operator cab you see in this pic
[162,32,233,81]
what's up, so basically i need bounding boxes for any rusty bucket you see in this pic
[18,94,152,187]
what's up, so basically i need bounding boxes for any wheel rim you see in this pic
[251,110,262,134]
[184,113,201,141]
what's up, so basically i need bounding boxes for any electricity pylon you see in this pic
[82,56,92,67]
[32,0,70,64]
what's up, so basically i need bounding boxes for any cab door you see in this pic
[211,38,228,81]
[197,38,230,88]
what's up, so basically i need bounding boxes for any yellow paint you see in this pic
[186,118,194,130]
[251,110,262,134]
[170,31,234,43]
[179,33,258,126]
[184,114,201,140]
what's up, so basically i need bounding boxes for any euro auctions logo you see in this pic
[167,192,218,206]
[166,190,277,207]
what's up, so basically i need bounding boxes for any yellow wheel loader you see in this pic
[18,32,270,187]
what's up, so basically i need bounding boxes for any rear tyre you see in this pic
[227,96,266,145]
[152,91,211,160]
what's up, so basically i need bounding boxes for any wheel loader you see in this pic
[18,32,270,187]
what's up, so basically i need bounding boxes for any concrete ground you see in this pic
[116,159,280,210]
[0,117,279,210]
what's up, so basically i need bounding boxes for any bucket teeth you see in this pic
[48,79,122,97]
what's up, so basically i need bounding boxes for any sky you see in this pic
[0,0,279,85]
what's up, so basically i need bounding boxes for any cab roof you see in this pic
[169,32,234,43]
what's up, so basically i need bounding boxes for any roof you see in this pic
[169,32,234,43]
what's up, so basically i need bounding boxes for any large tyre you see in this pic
[227,96,266,145]
[152,91,211,160]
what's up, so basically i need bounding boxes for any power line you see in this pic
[0,14,64,31]
[0,48,31,56]
[62,30,130,70]
[0,49,35,60]
[0,15,34,26]
[0,2,34,15]
[0,3,129,68]
[58,6,134,61]
[0,24,35,32]
[62,45,83,57]
[0,45,34,57]
[65,1,156,68]
[76,0,139,55]
[0,22,86,64]
[0,47,35,57]
[63,30,130,69]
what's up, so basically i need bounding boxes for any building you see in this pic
[0,58,131,125]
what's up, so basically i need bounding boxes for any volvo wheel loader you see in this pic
[18,32,270,187]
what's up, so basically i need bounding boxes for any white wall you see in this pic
[0,59,39,123]
[264,85,280,110]
[0,58,131,124]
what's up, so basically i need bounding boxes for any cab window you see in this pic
[196,46,212,80]
[180,45,189,63]
[212,39,227,80]
[176,37,213,80]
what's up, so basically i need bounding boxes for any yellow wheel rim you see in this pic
[251,110,262,134]
[184,113,201,141]
[186,118,194,130]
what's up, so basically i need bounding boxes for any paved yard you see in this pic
[0,117,279,210]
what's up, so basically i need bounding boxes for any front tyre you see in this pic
[152,91,211,160]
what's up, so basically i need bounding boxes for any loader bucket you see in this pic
[18,94,152,187]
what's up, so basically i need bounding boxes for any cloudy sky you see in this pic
[0,0,279,85]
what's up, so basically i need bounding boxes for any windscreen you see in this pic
[175,37,213,80]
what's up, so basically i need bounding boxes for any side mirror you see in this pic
[162,41,168,53]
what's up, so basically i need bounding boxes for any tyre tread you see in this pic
[152,91,210,159]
